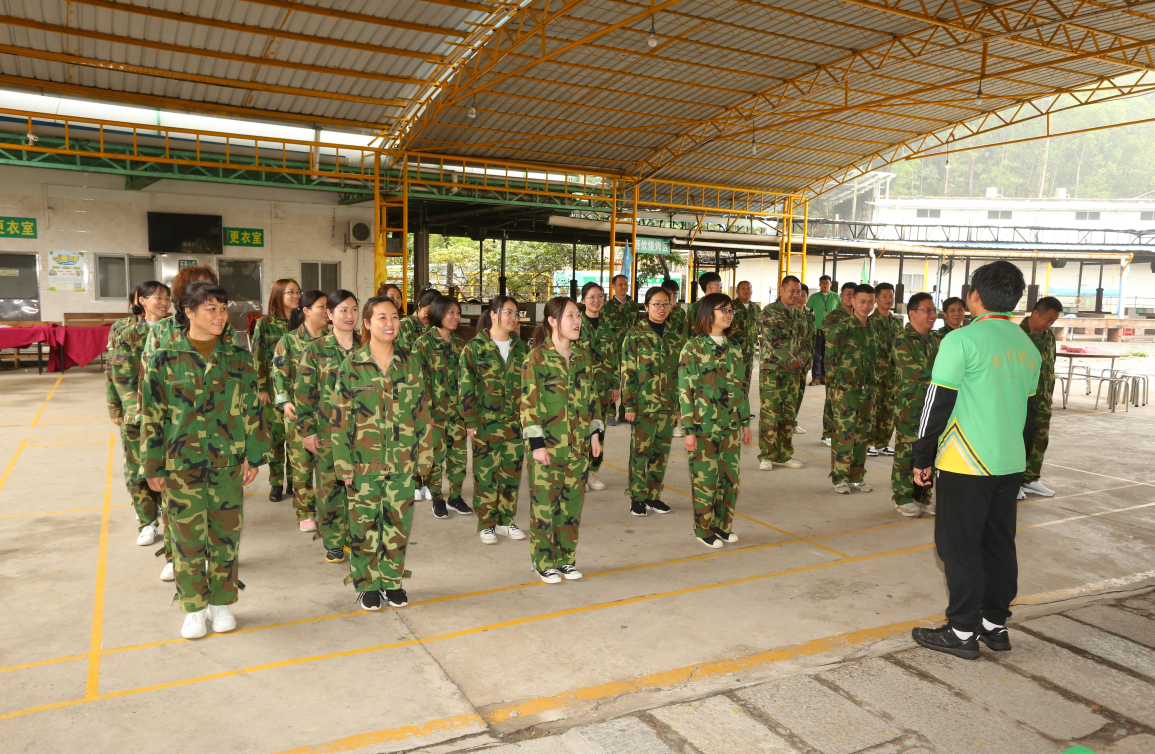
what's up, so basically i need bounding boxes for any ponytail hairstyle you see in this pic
[579,281,604,314]
[288,290,326,331]
[477,295,518,333]
[267,278,299,320]
[359,295,400,346]
[128,283,143,316]
[531,296,574,348]
[132,280,171,317]
[175,281,229,331]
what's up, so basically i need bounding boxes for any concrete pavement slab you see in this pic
[649,695,794,754]
[1024,614,1155,679]
[560,716,674,754]
[1066,604,1155,648]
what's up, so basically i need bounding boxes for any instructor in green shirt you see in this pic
[807,275,839,386]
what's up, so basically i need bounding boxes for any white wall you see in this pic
[0,165,375,322]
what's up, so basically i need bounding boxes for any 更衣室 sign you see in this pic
[0,217,36,238]
[224,228,264,247]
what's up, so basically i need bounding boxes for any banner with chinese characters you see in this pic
[0,217,37,238]
[635,236,670,255]
[223,228,264,247]
[48,251,87,292]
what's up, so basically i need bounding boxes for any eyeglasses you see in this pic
[714,307,736,316]
[285,290,303,298]
[584,294,605,302]
[143,295,171,303]
[647,302,671,309]
[499,309,519,317]
[910,307,937,315]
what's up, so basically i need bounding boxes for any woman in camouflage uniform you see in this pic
[104,284,141,416]
[577,282,618,493]
[140,283,268,640]
[251,278,301,502]
[273,290,329,532]
[332,297,434,611]
[522,297,603,583]
[459,296,529,545]
[620,287,685,517]
[678,293,753,549]
[295,290,359,564]
[143,265,234,358]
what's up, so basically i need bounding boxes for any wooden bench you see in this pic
[64,312,129,328]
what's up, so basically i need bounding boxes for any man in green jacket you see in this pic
[603,274,635,425]
[1020,297,1062,498]
[868,282,904,457]
[821,281,858,445]
[807,275,839,386]
[890,292,941,517]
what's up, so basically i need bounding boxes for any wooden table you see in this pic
[1056,352,1120,408]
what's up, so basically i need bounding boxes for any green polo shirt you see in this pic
[929,313,1040,476]
[807,291,840,329]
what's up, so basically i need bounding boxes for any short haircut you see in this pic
[427,294,461,328]
[840,281,857,293]
[800,284,809,292]
[661,278,679,291]
[969,261,1025,312]
[941,296,964,311]
[698,271,721,291]
[694,292,734,336]
[907,292,933,311]
[376,283,401,298]
[780,275,800,287]
[644,286,669,306]
[177,282,228,330]
[580,281,604,300]
[611,274,627,285]
[1034,296,1063,313]
[819,275,832,282]
[854,283,875,296]
[875,282,894,293]
[417,288,441,310]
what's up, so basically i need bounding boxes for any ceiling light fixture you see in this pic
[647,15,658,48]
[751,128,757,157]
[467,97,477,119]
[975,80,983,103]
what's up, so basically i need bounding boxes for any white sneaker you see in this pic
[833,482,850,494]
[920,499,937,516]
[881,445,895,456]
[181,610,207,639]
[781,458,804,469]
[159,561,175,581]
[1022,480,1055,497]
[850,482,873,493]
[587,472,606,491]
[895,502,922,517]
[672,426,685,437]
[206,604,236,632]
[867,446,880,457]
[135,523,158,546]
[299,518,317,532]
[420,485,433,501]
[480,527,497,545]
[414,489,423,503]
[822,436,832,447]
[558,564,582,580]
[758,460,773,471]
[794,426,807,434]
[496,523,526,540]
[1017,487,1027,500]
[535,567,562,584]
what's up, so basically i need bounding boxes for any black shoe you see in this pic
[383,588,408,607]
[647,500,671,514]
[431,498,449,519]
[630,500,649,516]
[356,590,381,611]
[912,624,980,660]
[697,534,723,549]
[268,485,283,502]
[446,496,472,515]
[325,548,345,563]
[712,527,738,543]
[607,416,618,427]
[286,480,294,495]
[978,624,1011,651]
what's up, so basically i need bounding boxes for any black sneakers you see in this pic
[384,589,408,607]
[446,496,472,515]
[629,500,648,516]
[712,527,738,543]
[431,498,449,519]
[647,500,672,514]
[978,624,1011,651]
[356,590,382,611]
[268,485,283,502]
[912,624,980,660]
[325,548,345,563]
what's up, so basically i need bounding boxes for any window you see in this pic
[301,262,339,293]
[916,209,941,219]
[1142,211,1155,221]
[987,210,1013,220]
[97,255,155,300]
[1075,211,1101,221]
[217,259,262,302]
[900,274,925,294]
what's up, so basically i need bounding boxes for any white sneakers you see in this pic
[895,502,922,517]
[587,472,606,491]
[181,605,236,639]
[833,481,850,494]
[794,426,807,434]
[780,459,804,469]
[479,527,497,545]
[1021,480,1055,497]
[420,485,433,501]
[758,460,773,471]
[1017,487,1027,500]
[299,518,317,532]
[849,482,873,493]
[207,604,236,632]
[495,523,526,540]
[921,499,937,516]
[159,561,175,581]
[672,426,685,437]
[536,568,563,584]
[558,565,582,580]
[136,523,159,546]
[821,437,832,447]
[181,610,207,639]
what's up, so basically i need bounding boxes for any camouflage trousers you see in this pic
[795,370,808,414]
[870,376,897,449]
[1024,405,1052,483]
[689,430,740,539]
[529,453,589,571]
[285,419,316,521]
[121,421,161,531]
[742,348,755,396]
[627,408,676,502]
[428,418,467,499]
[346,473,415,592]
[758,369,801,463]
[822,388,833,439]
[473,436,524,531]
[262,402,287,485]
[312,443,348,551]
[828,385,875,484]
[590,394,615,471]
[891,427,932,507]
[165,466,244,613]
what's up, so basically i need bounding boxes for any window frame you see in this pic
[95,253,156,302]
[300,260,341,294]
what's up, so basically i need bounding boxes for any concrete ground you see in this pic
[0,364,1153,754]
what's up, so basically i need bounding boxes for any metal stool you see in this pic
[1095,375,1130,412]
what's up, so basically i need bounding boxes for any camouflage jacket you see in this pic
[678,335,752,435]
[869,310,904,383]
[731,301,761,354]
[459,329,529,442]
[1020,318,1057,409]
[520,340,604,460]
[824,313,883,390]
[685,300,703,335]
[105,315,137,418]
[758,300,802,371]
[396,313,429,352]
[272,324,329,406]
[604,295,636,335]
[139,333,269,477]
[251,315,291,396]
[411,328,465,424]
[666,305,687,335]
[796,307,817,365]
[892,325,941,434]
[293,331,358,441]
[823,305,852,332]
[108,318,160,424]
[330,344,434,478]
[578,312,619,395]
[620,320,686,413]
[144,316,235,360]
[937,323,959,337]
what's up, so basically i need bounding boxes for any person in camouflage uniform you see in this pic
[868,282,904,456]
[104,286,140,420]
[332,296,434,611]
[396,288,439,352]
[459,296,529,544]
[679,293,753,548]
[620,287,685,516]
[578,282,619,492]
[251,278,301,501]
[824,284,883,492]
[891,292,941,516]
[683,271,723,335]
[412,295,471,517]
[731,280,761,394]
[521,297,603,583]
[821,282,858,443]
[662,279,686,334]
[938,296,966,335]
[757,276,805,469]
[140,283,269,640]
[1020,297,1062,497]
[295,290,360,562]
[793,284,816,425]
[603,274,635,423]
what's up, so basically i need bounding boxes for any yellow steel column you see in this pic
[801,198,809,285]
[630,183,639,297]
[374,153,385,291]
[781,195,793,282]
[401,153,409,306]
[1045,261,1052,295]
[608,178,617,280]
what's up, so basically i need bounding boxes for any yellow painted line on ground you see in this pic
[17,433,120,440]
[29,373,64,428]
[0,653,87,676]
[736,512,851,559]
[25,440,115,449]
[84,437,115,700]
[0,504,131,520]
[0,438,27,494]
[274,714,487,754]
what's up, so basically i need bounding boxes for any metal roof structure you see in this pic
[4,0,1155,201]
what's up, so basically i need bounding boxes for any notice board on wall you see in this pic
[48,251,87,293]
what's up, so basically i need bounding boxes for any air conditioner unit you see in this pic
[347,220,373,246]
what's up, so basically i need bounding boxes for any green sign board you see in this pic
[635,236,670,255]
[0,217,36,238]
[224,227,265,247]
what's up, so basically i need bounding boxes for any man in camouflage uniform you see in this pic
[684,271,723,335]
[663,279,686,333]
[793,284,816,428]
[825,283,882,492]
[603,274,635,424]
[731,280,761,394]
[1020,297,1062,497]
[396,288,439,351]
[821,281,858,443]
[756,276,805,470]
[891,292,941,516]
[868,282,903,457]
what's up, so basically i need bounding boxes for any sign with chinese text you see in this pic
[0,217,36,238]
[48,251,87,292]
[223,228,264,247]
[635,236,670,255]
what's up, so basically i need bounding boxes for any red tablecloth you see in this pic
[0,324,111,371]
